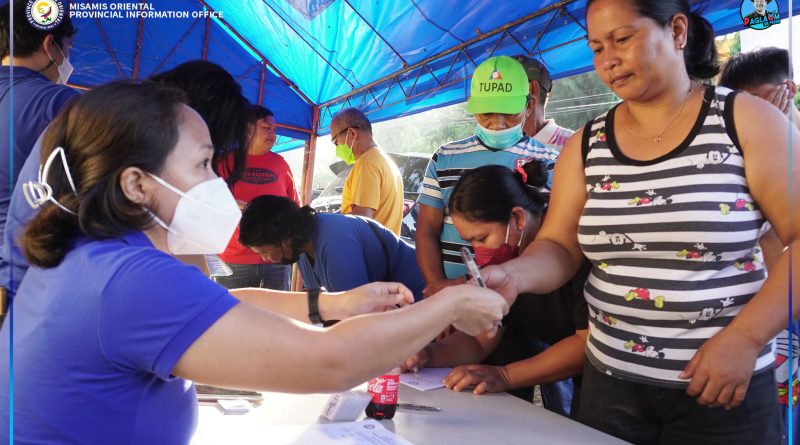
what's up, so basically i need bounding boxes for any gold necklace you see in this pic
[623,83,695,143]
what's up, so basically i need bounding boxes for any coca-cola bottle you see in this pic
[365,367,400,420]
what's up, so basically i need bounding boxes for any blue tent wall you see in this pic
[4,0,799,141]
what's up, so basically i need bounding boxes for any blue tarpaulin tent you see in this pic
[6,0,800,197]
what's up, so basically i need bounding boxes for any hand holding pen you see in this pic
[460,247,502,328]
[460,247,486,288]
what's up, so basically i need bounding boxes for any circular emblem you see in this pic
[26,0,64,31]
[740,0,781,30]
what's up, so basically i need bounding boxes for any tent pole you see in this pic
[202,15,210,60]
[132,10,145,79]
[300,106,320,206]
[292,105,320,291]
[196,0,315,106]
[93,18,125,79]
[150,19,202,76]
[276,123,313,134]
[258,63,266,105]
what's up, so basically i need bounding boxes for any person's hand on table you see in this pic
[331,282,414,319]
[480,264,520,305]
[680,326,761,409]
[443,364,511,395]
[422,277,465,299]
[401,344,433,373]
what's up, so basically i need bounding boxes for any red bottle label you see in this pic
[367,374,399,404]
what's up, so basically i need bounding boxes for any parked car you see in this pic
[310,152,430,244]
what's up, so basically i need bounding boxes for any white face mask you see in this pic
[146,174,241,255]
[49,43,73,85]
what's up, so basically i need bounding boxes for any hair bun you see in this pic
[515,159,549,188]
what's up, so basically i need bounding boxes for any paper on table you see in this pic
[194,418,414,445]
[399,367,452,391]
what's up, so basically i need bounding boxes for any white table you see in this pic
[191,386,629,444]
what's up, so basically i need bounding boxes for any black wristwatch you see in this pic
[307,289,324,326]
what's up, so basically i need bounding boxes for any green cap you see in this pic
[466,56,529,115]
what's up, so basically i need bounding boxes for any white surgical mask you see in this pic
[49,42,73,85]
[146,174,240,255]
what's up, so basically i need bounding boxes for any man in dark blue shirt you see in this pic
[239,196,426,302]
[0,1,79,318]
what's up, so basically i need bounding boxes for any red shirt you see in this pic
[218,152,300,264]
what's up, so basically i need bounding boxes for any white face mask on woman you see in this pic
[49,42,74,85]
[146,174,241,255]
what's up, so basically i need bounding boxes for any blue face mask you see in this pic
[475,120,525,149]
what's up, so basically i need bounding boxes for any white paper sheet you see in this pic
[193,419,414,445]
[399,367,452,391]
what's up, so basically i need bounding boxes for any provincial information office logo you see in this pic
[740,0,781,30]
[26,0,64,31]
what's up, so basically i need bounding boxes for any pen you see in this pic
[460,247,502,328]
[397,403,441,412]
[460,247,485,288]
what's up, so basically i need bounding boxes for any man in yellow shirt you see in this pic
[330,108,403,234]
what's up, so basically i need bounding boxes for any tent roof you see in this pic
[11,0,800,144]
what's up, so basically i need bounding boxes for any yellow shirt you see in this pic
[341,148,404,234]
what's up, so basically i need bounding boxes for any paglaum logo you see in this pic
[740,0,780,30]
[26,0,64,31]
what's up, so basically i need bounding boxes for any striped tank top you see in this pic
[578,86,773,387]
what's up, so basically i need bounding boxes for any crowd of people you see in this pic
[0,0,797,443]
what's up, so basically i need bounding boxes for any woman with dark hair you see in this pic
[0,81,507,442]
[482,0,798,443]
[214,105,299,291]
[0,60,253,290]
[404,161,590,418]
[238,195,426,302]
[149,60,252,186]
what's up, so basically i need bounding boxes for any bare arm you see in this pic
[758,227,784,271]
[347,204,375,219]
[444,330,588,394]
[404,327,503,371]
[172,284,508,393]
[415,203,446,284]
[501,330,588,386]
[683,92,800,408]
[415,203,467,297]
[483,131,588,301]
[230,282,413,323]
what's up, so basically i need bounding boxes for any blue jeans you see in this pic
[579,359,783,445]
[214,263,291,291]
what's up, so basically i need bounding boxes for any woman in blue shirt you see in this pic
[238,195,426,302]
[0,81,507,443]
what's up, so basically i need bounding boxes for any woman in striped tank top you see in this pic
[481,0,799,443]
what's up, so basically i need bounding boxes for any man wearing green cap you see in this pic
[416,55,567,297]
